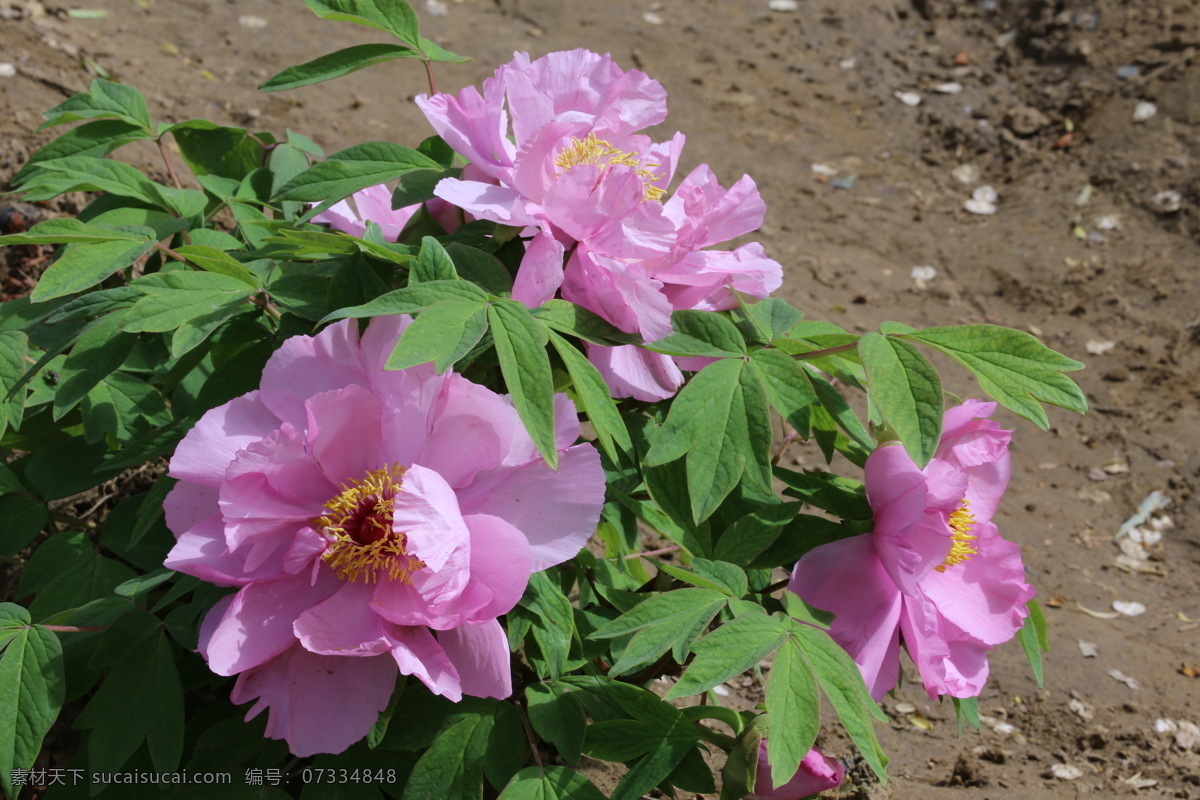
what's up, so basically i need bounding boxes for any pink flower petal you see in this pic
[752,741,845,800]
[586,344,683,402]
[456,444,604,571]
[294,581,393,657]
[419,376,522,487]
[203,571,341,676]
[169,392,278,487]
[511,230,566,307]
[438,618,512,699]
[462,513,533,619]
[231,645,397,757]
[259,321,368,429]
[390,464,471,573]
[304,385,384,485]
[789,535,902,700]
[390,626,462,701]
[433,178,534,226]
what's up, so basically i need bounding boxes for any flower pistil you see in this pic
[555,132,665,201]
[317,464,425,583]
[936,499,978,573]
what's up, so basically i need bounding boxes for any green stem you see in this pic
[156,136,184,190]
[422,59,437,95]
[790,341,857,361]
[42,625,108,633]
[50,513,97,530]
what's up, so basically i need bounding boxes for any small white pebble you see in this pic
[1154,718,1178,734]
[910,265,937,288]
[1077,640,1098,658]
[1085,340,1116,355]
[1152,190,1182,213]
[1133,101,1157,123]
[894,90,922,107]
[425,0,449,15]
[711,684,730,697]
[933,81,963,94]
[964,185,998,215]
[768,0,799,10]
[238,15,267,28]
[1050,764,1084,780]
[811,162,838,176]
[839,57,857,69]
[0,62,15,78]
[1112,600,1146,617]
[952,163,980,184]
[643,11,664,24]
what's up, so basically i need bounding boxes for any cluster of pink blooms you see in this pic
[789,400,1035,700]
[316,49,781,402]
[163,317,604,755]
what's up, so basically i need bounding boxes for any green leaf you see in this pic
[952,696,982,733]
[747,297,804,342]
[666,614,789,699]
[122,272,254,333]
[401,711,487,800]
[531,300,642,345]
[391,166,457,208]
[803,364,874,452]
[12,119,151,186]
[712,504,798,567]
[19,156,170,209]
[0,622,64,799]
[794,624,887,782]
[525,684,587,766]
[0,496,48,557]
[858,332,943,467]
[75,629,183,773]
[602,592,726,677]
[905,324,1087,428]
[175,245,263,287]
[412,236,458,283]
[318,278,486,323]
[520,572,575,681]
[44,286,141,324]
[649,310,746,358]
[18,532,136,619]
[81,371,171,443]
[773,468,871,520]
[275,141,440,202]
[29,237,157,302]
[0,217,149,246]
[260,42,421,91]
[53,312,137,418]
[39,78,153,133]
[303,0,421,45]
[446,243,513,295]
[0,604,30,652]
[386,298,487,373]
[764,635,820,789]
[0,332,29,439]
[498,766,607,800]
[546,331,632,464]
[1017,599,1048,687]
[169,121,265,181]
[747,347,819,432]
[489,300,558,469]
[583,719,659,761]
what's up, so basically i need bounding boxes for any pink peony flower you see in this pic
[416,50,781,400]
[749,742,844,800]
[788,400,1034,700]
[163,316,605,755]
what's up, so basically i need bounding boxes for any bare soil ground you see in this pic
[2,0,1199,797]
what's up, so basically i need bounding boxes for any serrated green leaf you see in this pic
[39,78,153,133]
[667,614,788,699]
[498,766,607,800]
[318,279,486,323]
[858,332,942,467]
[546,331,632,463]
[763,634,820,789]
[525,684,587,766]
[260,42,421,91]
[649,310,746,358]
[793,624,887,782]
[0,623,64,799]
[386,298,487,372]
[905,324,1087,428]
[29,237,157,302]
[275,141,439,202]
[489,300,557,469]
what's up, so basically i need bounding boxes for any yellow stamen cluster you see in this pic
[317,464,425,584]
[554,132,665,201]
[935,499,979,573]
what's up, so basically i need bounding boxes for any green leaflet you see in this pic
[12,120,150,186]
[1017,599,1049,687]
[498,766,607,800]
[525,685,587,766]
[274,142,441,202]
[488,300,558,469]
[762,634,821,789]
[648,309,746,357]
[386,297,487,372]
[411,236,458,283]
[902,324,1087,428]
[667,612,788,699]
[318,279,486,324]
[858,331,943,467]
[260,42,422,91]
[546,331,632,464]
[39,78,153,133]
[29,238,158,302]
[0,609,64,800]
[122,271,255,333]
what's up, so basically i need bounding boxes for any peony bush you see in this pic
[0,1,1084,798]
